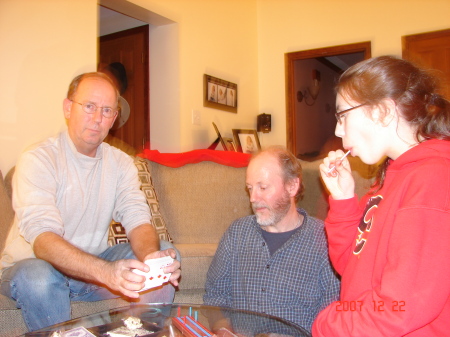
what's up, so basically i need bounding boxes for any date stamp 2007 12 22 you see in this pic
[335,300,406,312]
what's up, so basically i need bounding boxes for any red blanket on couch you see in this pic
[138,149,251,168]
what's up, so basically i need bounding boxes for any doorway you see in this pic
[100,25,149,155]
[285,42,371,160]
[99,6,149,155]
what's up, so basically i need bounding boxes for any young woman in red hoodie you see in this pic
[313,56,450,336]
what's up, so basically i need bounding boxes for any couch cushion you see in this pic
[0,171,14,254]
[146,160,253,244]
[108,157,172,246]
[174,243,217,290]
[174,243,218,258]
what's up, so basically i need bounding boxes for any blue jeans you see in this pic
[0,240,179,332]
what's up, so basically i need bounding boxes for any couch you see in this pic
[0,149,375,336]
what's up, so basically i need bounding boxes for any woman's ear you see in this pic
[373,99,397,126]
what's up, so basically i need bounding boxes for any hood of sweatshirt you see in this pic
[389,139,450,171]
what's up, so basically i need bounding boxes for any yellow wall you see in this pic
[1,0,449,174]
[0,0,97,174]
[257,0,450,147]
[0,0,259,173]
[140,0,259,153]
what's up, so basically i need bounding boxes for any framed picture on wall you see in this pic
[204,74,237,113]
[232,129,261,154]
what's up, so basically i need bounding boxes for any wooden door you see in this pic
[99,25,149,154]
[402,29,450,99]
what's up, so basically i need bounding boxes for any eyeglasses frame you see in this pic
[70,100,118,119]
[335,103,366,125]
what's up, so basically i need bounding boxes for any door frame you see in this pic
[285,42,371,156]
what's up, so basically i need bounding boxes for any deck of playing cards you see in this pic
[132,256,174,292]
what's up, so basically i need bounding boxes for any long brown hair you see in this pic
[336,56,450,190]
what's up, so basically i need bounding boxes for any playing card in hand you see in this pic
[132,256,174,292]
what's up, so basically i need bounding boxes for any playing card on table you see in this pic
[132,256,174,292]
[63,327,95,337]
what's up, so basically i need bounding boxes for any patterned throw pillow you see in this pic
[108,220,128,246]
[108,157,173,246]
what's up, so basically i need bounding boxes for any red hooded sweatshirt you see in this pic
[313,139,450,336]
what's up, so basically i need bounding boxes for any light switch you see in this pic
[192,109,201,125]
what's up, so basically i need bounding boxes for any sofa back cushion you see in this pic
[146,160,252,244]
[0,170,15,254]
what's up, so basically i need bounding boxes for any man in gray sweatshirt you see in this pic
[0,72,180,332]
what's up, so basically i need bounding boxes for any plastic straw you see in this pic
[327,150,351,173]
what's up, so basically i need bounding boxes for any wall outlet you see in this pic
[192,109,201,125]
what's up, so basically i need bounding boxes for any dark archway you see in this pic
[285,42,371,159]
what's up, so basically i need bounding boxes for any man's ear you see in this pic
[287,177,300,198]
[63,98,72,119]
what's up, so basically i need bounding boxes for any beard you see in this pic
[252,190,291,227]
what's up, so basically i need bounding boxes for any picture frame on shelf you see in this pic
[204,74,237,113]
[232,129,261,154]
[224,137,236,151]
[208,122,233,151]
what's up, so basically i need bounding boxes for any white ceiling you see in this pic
[99,6,147,36]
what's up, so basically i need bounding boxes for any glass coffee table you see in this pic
[24,303,311,337]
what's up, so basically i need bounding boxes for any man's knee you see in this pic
[99,243,135,261]
[4,259,66,299]
[12,259,59,281]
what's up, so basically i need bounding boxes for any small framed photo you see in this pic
[204,74,237,113]
[211,122,228,150]
[232,129,261,154]
[224,137,236,151]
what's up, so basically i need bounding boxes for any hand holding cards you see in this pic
[132,256,174,292]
